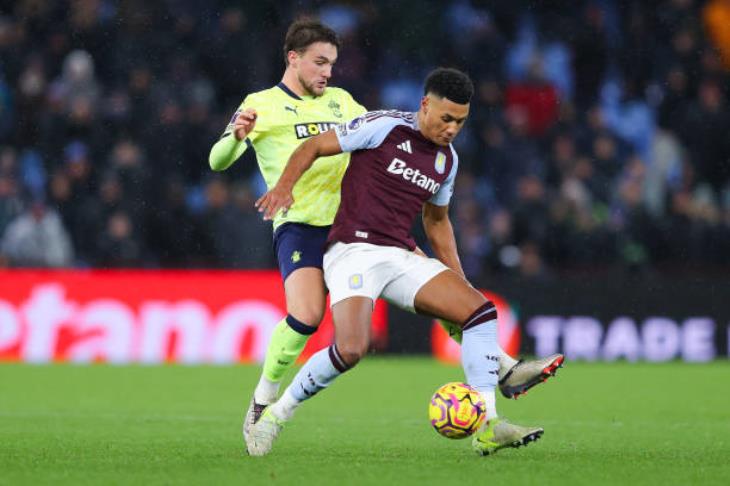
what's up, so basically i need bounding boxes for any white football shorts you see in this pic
[323,242,450,311]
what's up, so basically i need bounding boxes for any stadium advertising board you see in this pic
[0,270,387,364]
[1,271,726,364]
[425,278,729,363]
[514,278,730,362]
[526,315,719,362]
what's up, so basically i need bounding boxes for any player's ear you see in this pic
[421,96,430,114]
[287,50,299,67]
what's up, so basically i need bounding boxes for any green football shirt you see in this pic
[209,83,366,229]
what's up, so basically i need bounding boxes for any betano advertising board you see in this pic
[0,271,726,363]
[0,270,386,364]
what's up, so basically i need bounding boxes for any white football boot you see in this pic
[243,397,270,450]
[472,418,544,456]
[499,354,565,399]
[247,408,284,457]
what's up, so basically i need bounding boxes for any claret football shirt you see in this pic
[330,110,459,250]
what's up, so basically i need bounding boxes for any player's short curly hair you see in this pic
[283,18,340,65]
[424,68,474,104]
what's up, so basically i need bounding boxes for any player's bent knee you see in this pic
[338,351,362,368]
[288,307,325,328]
[335,342,368,367]
[285,314,318,336]
[285,269,327,326]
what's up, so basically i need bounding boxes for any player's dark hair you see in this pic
[424,68,474,104]
[283,18,340,65]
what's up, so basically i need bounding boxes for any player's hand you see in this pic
[233,108,257,141]
[255,185,293,221]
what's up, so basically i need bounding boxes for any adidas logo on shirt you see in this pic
[396,140,412,154]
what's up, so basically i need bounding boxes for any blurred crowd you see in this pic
[0,0,729,280]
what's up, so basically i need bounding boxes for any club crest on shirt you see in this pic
[348,273,363,289]
[328,100,343,118]
[435,151,447,174]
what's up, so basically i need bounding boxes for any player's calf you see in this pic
[330,295,375,368]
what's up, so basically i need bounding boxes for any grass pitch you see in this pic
[1,359,729,485]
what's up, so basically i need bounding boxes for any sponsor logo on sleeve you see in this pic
[223,109,242,136]
[337,116,364,137]
[228,109,242,125]
[348,116,364,131]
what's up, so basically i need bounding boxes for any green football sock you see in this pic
[262,318,312,382]
[438,319,463,344]
[255,318,314,403]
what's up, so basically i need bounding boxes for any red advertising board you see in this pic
[0,270,388,364]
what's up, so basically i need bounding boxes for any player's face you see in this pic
[419,95,470,146]
[290,42,338,97]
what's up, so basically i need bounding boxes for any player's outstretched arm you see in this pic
[255,130,343,220]
[422,202,466,278]
[209,108,258,171]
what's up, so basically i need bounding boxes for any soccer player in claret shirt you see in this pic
[252,68,557,457]
[210,20,561,453]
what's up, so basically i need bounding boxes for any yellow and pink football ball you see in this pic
[428,382,486,439]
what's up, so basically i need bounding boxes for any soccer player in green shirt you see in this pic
[209,19,367,448]
[210,19,564,452]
